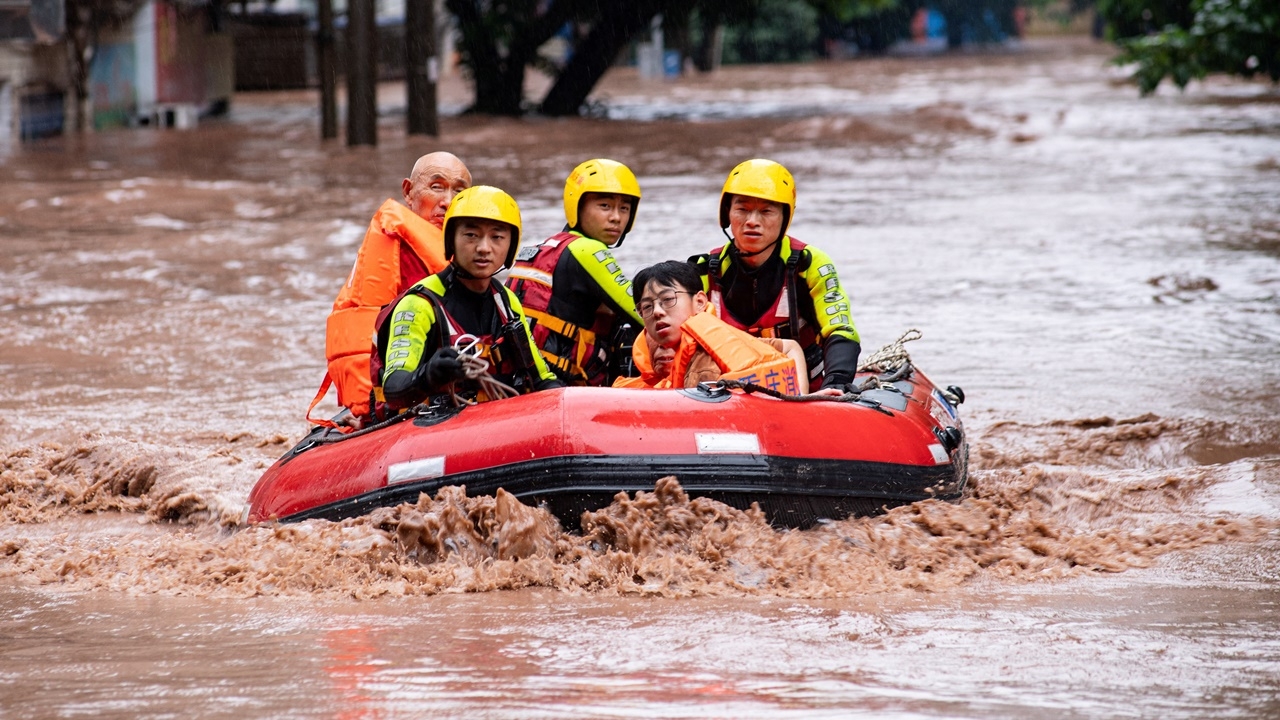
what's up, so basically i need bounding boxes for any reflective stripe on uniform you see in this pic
[507,265,554,287]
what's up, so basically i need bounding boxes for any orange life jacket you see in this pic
[613,309,800,393]
[701,237,823,384]
[307,200,447,424]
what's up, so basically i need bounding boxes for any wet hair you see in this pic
[632,260,702,304]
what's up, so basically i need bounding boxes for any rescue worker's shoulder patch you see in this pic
[515,245,540,262]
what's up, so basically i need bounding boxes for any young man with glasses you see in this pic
[613,261,810,392]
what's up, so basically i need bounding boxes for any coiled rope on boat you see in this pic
[857,328,921,374]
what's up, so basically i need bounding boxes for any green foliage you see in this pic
[808,0,900,24]
[1112,0,1280,93]
[1095,0,1196,38]
[722,0,821,63]
[840,0,920,53]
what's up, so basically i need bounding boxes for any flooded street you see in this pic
[2,37,1279,717]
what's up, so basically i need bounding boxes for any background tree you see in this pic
[835,0,919,54]
[1111,0,1279,92]
[667,0,763,72]
[64,0,145,131]
[538,0,688,116]
[446,0,715,116]
[448,0,1029,118]
[721,0,819,64]
[1093,0,1196,38]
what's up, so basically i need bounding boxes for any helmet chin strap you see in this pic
[450,261,475,280]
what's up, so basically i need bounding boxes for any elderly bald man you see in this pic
[308,152,472,424]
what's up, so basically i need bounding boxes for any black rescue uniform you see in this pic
[692,236,861,389]
[371,266,561,414]
[507,231,643,386]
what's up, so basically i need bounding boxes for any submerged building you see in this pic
[0,0,232,144]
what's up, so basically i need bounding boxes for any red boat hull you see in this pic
[248,370,967,529]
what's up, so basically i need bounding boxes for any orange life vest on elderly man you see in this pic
[307,153,472,425]
[613,308,801,392]
[315,202,446,420]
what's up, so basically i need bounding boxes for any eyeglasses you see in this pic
[637,291,690,318]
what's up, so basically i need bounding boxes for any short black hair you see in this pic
[632,260,702,304]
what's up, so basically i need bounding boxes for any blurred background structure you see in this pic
[0,0,1274,146]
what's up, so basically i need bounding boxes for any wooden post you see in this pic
[317,0,338,139]
[405,0,439,135]
[346,0,377,146]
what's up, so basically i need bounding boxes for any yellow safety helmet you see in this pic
[718,159,797,240]
[443,185,523,269]
[563,158,642,242]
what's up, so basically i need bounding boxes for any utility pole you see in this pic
[317,0,338,140]
[405,0,439,135]
[346,0,377,146]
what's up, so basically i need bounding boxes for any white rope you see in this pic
[856,328,922,374]
[447,341,520,406]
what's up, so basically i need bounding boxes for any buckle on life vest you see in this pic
[525,308,597,378]
[492,318,538,375]
[539,347,575,375]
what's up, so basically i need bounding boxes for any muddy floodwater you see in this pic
[2,37,1279,717]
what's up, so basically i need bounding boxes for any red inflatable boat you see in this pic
[248,368,967,529]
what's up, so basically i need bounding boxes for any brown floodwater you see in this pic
[2,37,1279,717]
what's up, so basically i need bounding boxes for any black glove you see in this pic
[820,372,852,391]
[426,347,466,386]
[819,337,861,390]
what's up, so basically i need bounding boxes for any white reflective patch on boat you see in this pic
[696,433,760,454]
[387,456,445,485]
[928,443,950,464]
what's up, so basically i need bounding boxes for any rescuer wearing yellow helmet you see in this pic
[370,186,562,416]
[690,159,861,391]
[506,158,645,386]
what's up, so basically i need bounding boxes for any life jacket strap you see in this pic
[523,307,597,378]
[304,372,342,429]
